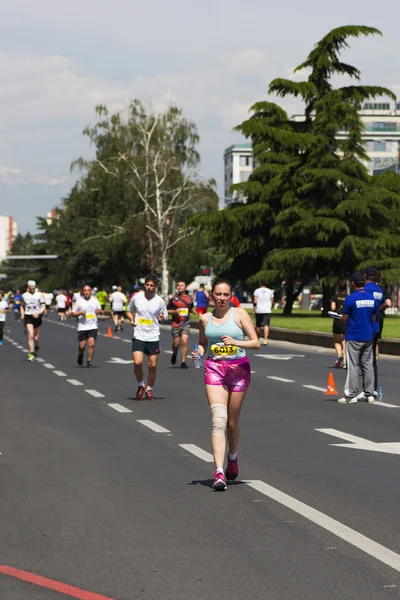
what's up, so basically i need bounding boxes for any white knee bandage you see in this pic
[210,404,228,437]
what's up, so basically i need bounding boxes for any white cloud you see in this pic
[0,164,69,187]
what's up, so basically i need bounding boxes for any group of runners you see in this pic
[1,276,262,491]
[3,269,389,488]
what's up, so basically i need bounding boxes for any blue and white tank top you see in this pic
[205,308,246,360]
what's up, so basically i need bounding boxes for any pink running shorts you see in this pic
[204,356,251,392]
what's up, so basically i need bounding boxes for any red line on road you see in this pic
[0,565,114,600]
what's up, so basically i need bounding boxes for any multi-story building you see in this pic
[336,100,400,174]
[226,102,400,194]
[0,215,17,258]
[223,144,254,207]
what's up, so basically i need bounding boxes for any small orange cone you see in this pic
[107,326,112,338]
[325,372,338,395]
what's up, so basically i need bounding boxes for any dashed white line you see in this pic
[35,357,45,363]
[164,350,173,354]
[67,379,84,386]
[53,370,67,377]
[108,403,133,413]
[85,389,105,398]
[137,420,171,433]
[244,479,400,574]
[267,376,295,383]
[43,363,55,369]
[303,384,326,392]
[22,349,29,353]
[179,444,214,462]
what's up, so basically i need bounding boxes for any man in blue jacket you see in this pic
[363,266,387,393]
[338,272,377,404]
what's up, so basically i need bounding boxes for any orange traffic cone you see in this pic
[325,372,338,395]
[107,326,112,338]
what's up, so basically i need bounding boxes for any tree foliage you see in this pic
[195,25,400,313]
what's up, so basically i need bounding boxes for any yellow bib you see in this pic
[138,318,153,326]
[179,308,189,316]
[210,344,238,357]
[86,313,95,320]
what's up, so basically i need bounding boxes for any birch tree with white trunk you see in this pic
[78,100,216,298]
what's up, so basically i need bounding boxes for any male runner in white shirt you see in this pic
[72,284,103,367]
[56,291,68,321]
[0,290,9,345]
[110,285,127,333]
[126,275,168,401]
[253,279,274,345]
[21,280,46,361]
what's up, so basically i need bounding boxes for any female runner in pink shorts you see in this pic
[192,279,260,490]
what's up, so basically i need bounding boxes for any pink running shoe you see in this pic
[212,471,227,491]
[225,455,239,481]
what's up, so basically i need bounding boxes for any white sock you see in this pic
[216,468,224,474]
[138,381,145,387]
[228,452,237,461]
[147,386,152,392]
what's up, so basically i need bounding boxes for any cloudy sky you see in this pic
[1,0,399,232]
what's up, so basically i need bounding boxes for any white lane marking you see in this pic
[67,379,84,386]
[85,389,105,398]
[106,357,132,364]
[108,403,133,413]
[179,444,214,462]
[43,363,55,369]
[267,376,295,383]
[35,357,45,363]
[123,339,131,343]
[317,428,400,455]
[164,350,173,354]
[251,370,256,374]
[245,479,400,573]
[53,370,67,377]
[303,384,326,392]
[22,349,29,353]
[373,401,400,409]
[137,420,171,433]
[16,345,23,349]
[255,354,306,361]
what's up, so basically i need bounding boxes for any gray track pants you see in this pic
[344,340,374,399]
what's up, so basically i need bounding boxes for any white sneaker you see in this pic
[356,392,366,401]
[338,397,358,404]
[367,396,376,403]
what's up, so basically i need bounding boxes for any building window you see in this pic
[239,155,252,167]
[239,171,250,183]
[364,103,390,110]
[373,141,386,152]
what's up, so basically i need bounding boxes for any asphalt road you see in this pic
[1,312,400,599]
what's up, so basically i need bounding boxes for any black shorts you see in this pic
[378,314,384,339]
[78,329,98,342]
[100,304,106,311]
[132,339,160,356]
[112,310,125,317]
[333,319,347,335]
[24,315,42,328]
[58,308,67,313]
[255,314,271,328]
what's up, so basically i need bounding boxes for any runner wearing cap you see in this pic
[71,284,103,367]
[337,272,377,404]
[110,285,127,333]
[126,275,168,401]
[21,280,46,361]
[167,281,194,369]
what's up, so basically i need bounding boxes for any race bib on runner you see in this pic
[85,313,95,320]
[0,310,4,314]
[138,318,153,326]
[210,344,238,357]
[179,308,189,316]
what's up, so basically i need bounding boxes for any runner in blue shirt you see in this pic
[337,272,377,404]
[363,266,386,393]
